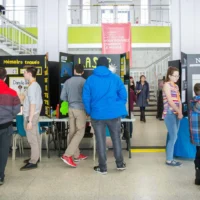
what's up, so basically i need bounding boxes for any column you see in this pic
[38,0,68,61]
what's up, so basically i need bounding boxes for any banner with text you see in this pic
[102,23,132,67]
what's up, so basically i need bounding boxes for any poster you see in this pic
[0,55,48,116]
[102,23,132,67]
[9,77,29,96]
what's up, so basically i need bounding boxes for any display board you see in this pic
[59,52,130,119]
[0,55,50,117]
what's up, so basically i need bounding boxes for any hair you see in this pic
[140,75,146,82]
[0,67,7,80]
[24,65,38,78]
[165,67,179,82]
[194,83,200,96]
[74,64,84,74]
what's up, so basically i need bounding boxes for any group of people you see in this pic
[0,57,200,186]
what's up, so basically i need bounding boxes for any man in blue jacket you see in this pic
[83,57,127,174]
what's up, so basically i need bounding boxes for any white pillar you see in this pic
[171,0,200,59]
[170,0,181,60]
[38,0,68,61]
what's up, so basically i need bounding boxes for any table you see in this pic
[14,116,135,159]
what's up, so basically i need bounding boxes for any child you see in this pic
[189,83,200,185]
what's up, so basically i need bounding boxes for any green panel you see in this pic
[68,26,170,44]
[25,27,38,37]
[0,27,37,44]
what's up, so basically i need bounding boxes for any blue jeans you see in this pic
[91,118,124,171]
[164,110,180,161]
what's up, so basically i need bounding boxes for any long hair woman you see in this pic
[163,67,183,166]
[136,75,149,122]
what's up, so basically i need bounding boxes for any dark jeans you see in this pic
[91,118,124,171]
[140,107,145,111]
[0,126,12,179]
[195,146,200,169]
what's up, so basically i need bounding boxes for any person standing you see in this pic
[20,66,43,171]
[130,76,136,92]
[136,75,149,122]
[60,64,87,168]
[0,68,20,185]
[163,67,183,167]
[83,57,127,175]
[189,83,200,185]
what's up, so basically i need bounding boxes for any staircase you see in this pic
[131,53,171,117]
[0,15,37,55]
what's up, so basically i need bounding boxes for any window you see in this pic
[82,0,90,24]
[101,6,114,23]
[68,0,71,24]
[141,0,149,24]
[117,6,130,23]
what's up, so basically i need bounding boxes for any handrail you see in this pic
[0,15,37,39]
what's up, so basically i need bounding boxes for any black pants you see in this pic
[0,126,12,179]
[91,118,124,171]
[195,146,200,169]
[140,107,146,111]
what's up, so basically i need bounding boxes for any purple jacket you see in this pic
[129,88,137,112]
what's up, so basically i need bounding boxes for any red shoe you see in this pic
[74,154,88,162]
[61,155,77,168]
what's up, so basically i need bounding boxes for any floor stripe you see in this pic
[131,149,165,153]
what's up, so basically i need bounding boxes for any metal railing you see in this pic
[2,6,37,27]
[0,15,38,55]
[1,5,169,27]
[130,53,170,96]
[68,5,170,25]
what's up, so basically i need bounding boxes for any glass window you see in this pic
[101,6,114,23]
[82,0,90,24]
[117,6,130,23]
[68,0,71,24]
[141,0,149,24]
[14,0,25,25]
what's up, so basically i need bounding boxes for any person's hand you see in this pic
[19,94,25,102]
[27,122,33,130]
[178,112,183,120]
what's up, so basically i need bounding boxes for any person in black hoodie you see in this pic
[136,75,150,122]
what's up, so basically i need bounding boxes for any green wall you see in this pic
[68,26,170,44]
[0,26,170,44]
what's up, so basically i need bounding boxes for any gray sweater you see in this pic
[60,76,85,110]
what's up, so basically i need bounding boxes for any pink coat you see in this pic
[129,88,137,112]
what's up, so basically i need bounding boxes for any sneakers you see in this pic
[0,177,4,186]
[74,154,88,162]
[166,160,182,167]
[117,162,126,171]
[61,155,77,168]
[94,166,107,175]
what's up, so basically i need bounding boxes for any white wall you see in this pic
[171,0,200,59]
[25,0,38,6]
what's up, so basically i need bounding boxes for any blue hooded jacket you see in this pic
[82,66,128,120]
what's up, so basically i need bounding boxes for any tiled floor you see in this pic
[0,119,199,200]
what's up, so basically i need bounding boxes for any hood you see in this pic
[93,66,111,77]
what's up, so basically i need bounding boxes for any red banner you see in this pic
[102,23,132,67]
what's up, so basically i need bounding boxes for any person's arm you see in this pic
[12,94,21,117]
[117,78,127,104]
[136,82,141,94]
[163,83,181,114]
[60,81,68,101]
[146,82,150,101]
[82,79,91,115]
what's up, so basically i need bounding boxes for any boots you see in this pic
[195,168,200,185]
[140,111,143,121]
[141,111,146,123]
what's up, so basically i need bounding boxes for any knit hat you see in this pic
[97,57,109,68]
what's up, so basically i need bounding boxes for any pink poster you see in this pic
[102,23,132,66]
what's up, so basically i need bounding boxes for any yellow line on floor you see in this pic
[131,149,166,153]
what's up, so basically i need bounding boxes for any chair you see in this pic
[12,115,26,160]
